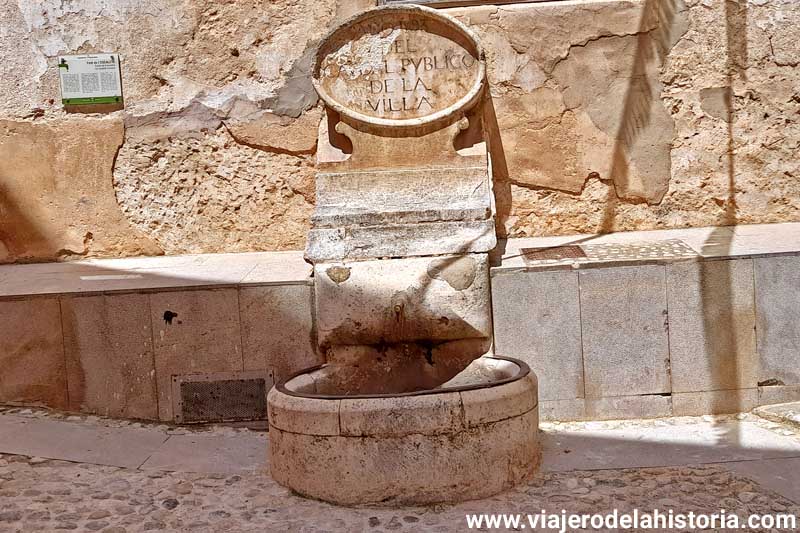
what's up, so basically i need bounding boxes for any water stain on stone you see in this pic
[427,256,477,290]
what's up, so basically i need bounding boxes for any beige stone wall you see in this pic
[462,0,800,237]
[0,0,797,263]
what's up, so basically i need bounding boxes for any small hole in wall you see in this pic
[163,311,179,325]
[230,48,240,57]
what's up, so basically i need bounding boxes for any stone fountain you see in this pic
[267,5,540,506]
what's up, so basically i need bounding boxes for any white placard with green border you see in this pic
[58,54,123,106]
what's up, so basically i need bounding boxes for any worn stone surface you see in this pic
[667,259,758,393]
[0,299,67,409]
[315,6,483,123]
[453,0,800,238]
[307,218,496,262]
[754,402,800,430]
[269,407,538,506]
[3,0,798,261]
[585,395,673,422]
[452,0,685,205]
[239,285,320,383]
[0,0,346,263]
[267,389,340,437]
[540,399,587,422]
[307,8,494,262]
[225,108,322,154]
[113,128,315,256]
[339,393,464,437]
[672,389,759,416]
[317,338,491,395]
[754,256,800,387]
[61,294,157,420]
[540,395,676,423]
[0,118,161,263]
[0,0,341,118]
[760,385,800,407]
[579,265,671,398]
[1,407,800,528]
[312,166,492,227]
[315,254,491,346]
[149,289,244,421]
[461,374,538,427]
[0,452,798,531]
[492,269,583,401]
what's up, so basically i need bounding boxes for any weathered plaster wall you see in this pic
[461,0,800,237]
[0,0,797,262]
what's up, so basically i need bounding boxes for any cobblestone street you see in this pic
[0,409,799,532]
[1,453,799,532]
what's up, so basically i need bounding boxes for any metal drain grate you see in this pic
[172,372,272,424]
[520,240,699,268]
[582,239,698,262]
[520,245,587,265]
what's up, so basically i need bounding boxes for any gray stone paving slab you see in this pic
[0,251,310,298]
[667,259,758,393]
[0,299,67,409]
[240,285,320,383]
[726,457,800,504]
[62,293,158,420]
[727,222,800,256]
[754,255,800,387]
[0,415,167,469]
[238,251,311,285]
[754,402,800,429]
[542,420,800,472]
[578,265,671,398]
[492,269,584,401]
[150,288,244,421]
[673,389,759,416]
[139,432,267,474]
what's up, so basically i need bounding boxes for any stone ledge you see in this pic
[2,222,797,299]
[754,402,800,430]
[0,251,312,300]
[494,222,800,274]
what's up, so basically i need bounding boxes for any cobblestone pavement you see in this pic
[0,410,799,532]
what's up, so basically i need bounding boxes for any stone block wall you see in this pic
[1,0,799,263]
[492,255,800,421]
[0,284,320,422]
[1,247,797,422]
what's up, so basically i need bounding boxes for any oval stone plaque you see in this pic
[313,5,485,128]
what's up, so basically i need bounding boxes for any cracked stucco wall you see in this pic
[452,0,799,237]
[0,0,798,262]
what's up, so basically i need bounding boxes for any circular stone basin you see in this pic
[267,356,540,506]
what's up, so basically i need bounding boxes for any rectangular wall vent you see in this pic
[172,371,273,424]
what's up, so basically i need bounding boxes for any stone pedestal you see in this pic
[267,4,540,505]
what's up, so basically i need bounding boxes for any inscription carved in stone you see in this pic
[313,6,484,126]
